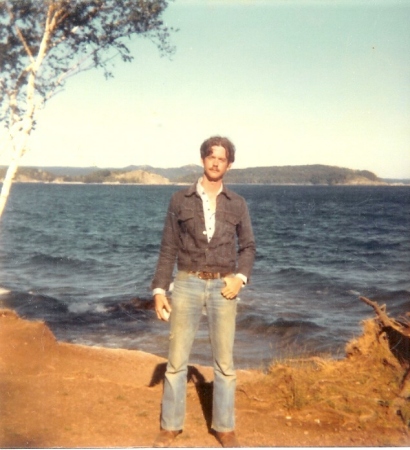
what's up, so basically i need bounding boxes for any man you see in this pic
[151,136,255,448]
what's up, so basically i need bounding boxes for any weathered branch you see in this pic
[360,295,410,373]
[360,296,410,336]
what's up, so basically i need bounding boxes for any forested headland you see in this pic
[0,164,397,185]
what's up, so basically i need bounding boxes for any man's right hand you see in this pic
[154,294,172,322]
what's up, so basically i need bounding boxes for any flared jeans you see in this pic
[160,271,238,432]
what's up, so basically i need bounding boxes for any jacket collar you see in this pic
[185,178,232,199]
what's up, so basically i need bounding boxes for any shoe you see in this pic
[153,429,181,448]
[215,431,240,448]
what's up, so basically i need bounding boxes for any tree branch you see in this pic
[44,47,107,103]
[360,296,410,337]
[5,1,35,64]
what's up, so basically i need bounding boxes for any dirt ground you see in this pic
[0,308,409,448]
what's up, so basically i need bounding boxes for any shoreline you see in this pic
[1,307,408,447]
[4,179,407,186]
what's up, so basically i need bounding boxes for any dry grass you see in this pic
[236,318,409,446]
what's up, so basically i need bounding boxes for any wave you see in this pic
[0,288,154,322]
[0,290,68,320]
[272,267,339,287]
[237,312,323,335]
[337,236,403,251]
[29,253,97,270]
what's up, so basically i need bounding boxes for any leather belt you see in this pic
[188,271,231,280]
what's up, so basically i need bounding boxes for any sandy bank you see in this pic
[0,308,408,447]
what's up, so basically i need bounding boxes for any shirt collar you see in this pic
[196,177,223,197]
[185,178,231,199]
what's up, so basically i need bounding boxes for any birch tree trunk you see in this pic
[0,123,32,218]
[0,5,52,220]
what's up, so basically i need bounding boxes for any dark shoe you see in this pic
[153,429,181,448]
[215,431,240,448]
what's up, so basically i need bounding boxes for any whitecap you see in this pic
[348,290,361,296]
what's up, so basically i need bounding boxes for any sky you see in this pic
[1,0,410,178]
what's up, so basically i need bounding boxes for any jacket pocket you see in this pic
[177,209,196,249]
[221,212,239,237]
[178,209,195,225]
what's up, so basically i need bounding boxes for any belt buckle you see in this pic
[198,271,216,280]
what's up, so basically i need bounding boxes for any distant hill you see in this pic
[0,166,170,185]
[123,164,203,181]
[224,165,384,185]
[0,164,389,185]
[25,166,100,177]
[80,169,169,184]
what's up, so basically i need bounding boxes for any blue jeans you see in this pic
[161,271,238,432]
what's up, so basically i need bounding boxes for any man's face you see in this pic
[201,145,232,182]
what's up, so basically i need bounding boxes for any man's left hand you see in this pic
[221,276,243,300]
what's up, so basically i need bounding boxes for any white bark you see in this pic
[0,133,28,218]
[0,5,54,220]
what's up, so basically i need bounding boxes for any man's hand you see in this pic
[221,276,243,300]
[154,294,172,321]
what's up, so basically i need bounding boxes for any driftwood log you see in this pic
[360,296,410,364]
[360,296,410,425]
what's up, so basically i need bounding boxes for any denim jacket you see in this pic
[151,182,256,291]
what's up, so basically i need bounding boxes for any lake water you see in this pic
[0,183,409,369]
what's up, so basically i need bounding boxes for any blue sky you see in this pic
[2,0,410,178]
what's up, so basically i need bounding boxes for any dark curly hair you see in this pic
[200,136,235,164]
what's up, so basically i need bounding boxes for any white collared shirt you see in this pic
[196,177,221,243]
